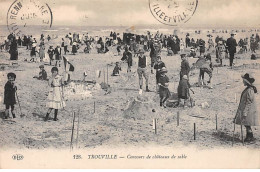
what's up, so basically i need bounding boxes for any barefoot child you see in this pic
[4,72,17,119]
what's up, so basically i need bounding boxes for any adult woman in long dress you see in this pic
[39,44,45,62]
[234,73,259,142]
[44,67,65,121]
[9,38,18,60]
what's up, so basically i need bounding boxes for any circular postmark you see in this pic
[149,0,198,26]
[7,0,53,36]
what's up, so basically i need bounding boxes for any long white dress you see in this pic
[46,75,66,109]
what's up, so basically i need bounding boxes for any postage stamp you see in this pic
[7,0,53,36]
[149,0,198,26]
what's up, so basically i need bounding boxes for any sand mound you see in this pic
[64,82,101,101]
[123,95,160,120]
[233,63,260,70]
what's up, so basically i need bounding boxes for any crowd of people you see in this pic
[1,29,260,143]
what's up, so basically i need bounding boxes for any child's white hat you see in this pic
[183,75,188,80]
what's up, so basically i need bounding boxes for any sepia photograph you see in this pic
[0,0,259,169]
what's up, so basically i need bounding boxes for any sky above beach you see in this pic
[0,0,259,28]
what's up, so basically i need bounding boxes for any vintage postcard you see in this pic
[0,0,260,169]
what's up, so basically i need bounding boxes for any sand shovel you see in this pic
[15,90,25,118]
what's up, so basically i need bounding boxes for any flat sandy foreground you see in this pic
[0,40,260,150]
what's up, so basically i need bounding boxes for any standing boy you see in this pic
[158,67,170,108]
[137,49,150,94]
[177,75,193,108]
[180,54,190,80]
[4,73,17,119]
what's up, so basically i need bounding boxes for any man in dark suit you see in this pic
[226,33,238,68]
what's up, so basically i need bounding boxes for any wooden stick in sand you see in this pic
[76,110,80,149]
[153,118,157,134]
[107,64,109,85]
[94,101,96,114]
[177,111,180,126]
[103,68,105,84]
[70,112,76,150]
[215,113,218,130]
[194,123,196,140]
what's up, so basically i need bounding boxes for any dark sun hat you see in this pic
[242,73,255,85]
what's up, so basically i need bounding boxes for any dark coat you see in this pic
[159,74,171,98]
[177,79,190,99]
[55,47,62,60]
[226,37,237,54]
[126,52,133,66]
[39,69,48,80]
[10,40,18,60]
[4,81,16,105]
[154,61,166,83]
[180,59,190,76]
[112,65,121,75]
[30,47,37,56]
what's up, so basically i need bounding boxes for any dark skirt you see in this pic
[159,86,171,98]
[10,51,18,60]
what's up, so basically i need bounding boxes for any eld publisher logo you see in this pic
[12,154,24,160]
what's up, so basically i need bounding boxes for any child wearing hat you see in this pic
[54,45,62,67]
[29,43,38,62]
[180,54,190,80]
[121,47,133,73]
[4,73,17,119]
[38,65,48,80]
[234,73,259,142]
[112,62,121,76]
[199,53,213,88]
[47,45,54,65]
[154,56,166,91]
[177,75,193,107]
[158,67,170,108]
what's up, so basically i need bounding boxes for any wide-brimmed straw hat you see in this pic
[241,73,255,85]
